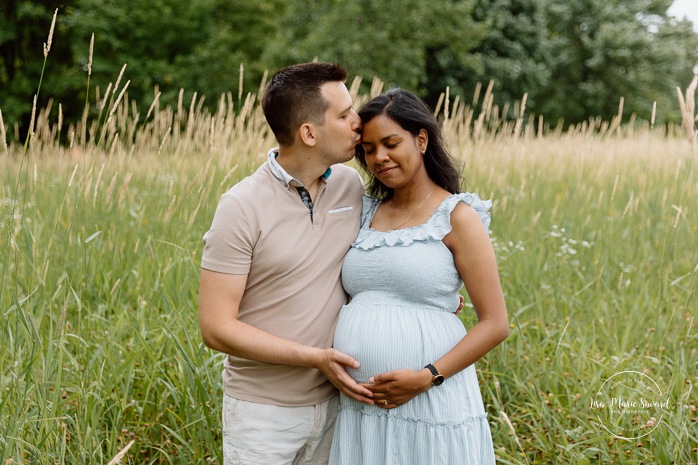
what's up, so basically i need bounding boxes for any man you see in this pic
[198,62,373,465]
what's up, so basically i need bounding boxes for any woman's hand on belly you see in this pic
[362,368,433,409]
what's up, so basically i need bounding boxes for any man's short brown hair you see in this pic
[262,62,348,146]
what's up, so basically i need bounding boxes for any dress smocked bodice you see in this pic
[352,192,491,250]
[341,193,492,312]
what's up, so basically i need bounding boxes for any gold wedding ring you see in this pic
[383,399,388,405]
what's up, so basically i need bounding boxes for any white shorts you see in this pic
[222,393,339,465]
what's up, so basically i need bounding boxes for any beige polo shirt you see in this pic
[201,153,364,406]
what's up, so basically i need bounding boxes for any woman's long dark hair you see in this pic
[356,88,462,199]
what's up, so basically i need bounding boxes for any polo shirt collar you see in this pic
[267,148,332,188]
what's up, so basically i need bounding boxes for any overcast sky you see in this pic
[668,0,698,31]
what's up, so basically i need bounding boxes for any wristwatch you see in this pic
[425,363,445,386]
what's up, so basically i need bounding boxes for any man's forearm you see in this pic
[202,318,323,368]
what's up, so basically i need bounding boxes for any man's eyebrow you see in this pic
[339,105,353,114]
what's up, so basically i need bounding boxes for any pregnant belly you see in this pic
[333,303,466,384]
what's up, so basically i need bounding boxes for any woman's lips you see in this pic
[375,166,397,176]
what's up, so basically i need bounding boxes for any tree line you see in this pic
[1,0,697,141]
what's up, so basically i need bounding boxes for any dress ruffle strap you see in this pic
[353,193,492,251]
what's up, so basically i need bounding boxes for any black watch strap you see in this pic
[424,363,445,386]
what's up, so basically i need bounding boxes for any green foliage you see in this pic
[264,0,485,103]
[539,0,698,125]
[0,0,285,140]
[461,0,551,112]
[172,0,286,101]
[1,0,698,137]
[0,0,76,128]
[64,0,285,123]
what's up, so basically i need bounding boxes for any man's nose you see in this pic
[351,111,361,131]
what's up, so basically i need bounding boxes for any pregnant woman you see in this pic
[330,88,509,465]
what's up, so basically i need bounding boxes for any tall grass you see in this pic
[1,70,273,464]
[1,19,696,464]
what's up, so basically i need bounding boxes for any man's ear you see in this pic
[298,123,317,147]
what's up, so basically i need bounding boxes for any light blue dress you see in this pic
[329,193,496,465]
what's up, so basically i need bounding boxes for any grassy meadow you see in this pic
[1,71,697,465]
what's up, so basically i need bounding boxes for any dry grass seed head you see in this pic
[677,76,697,144]
[43,9,58,58]
[0,109,7,154]
[88,33,94,76]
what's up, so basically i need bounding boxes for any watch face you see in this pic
[433,374,445,386]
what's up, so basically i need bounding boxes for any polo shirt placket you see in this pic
[269,150,330,230]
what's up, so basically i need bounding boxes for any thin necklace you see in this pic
[388,183,436,230]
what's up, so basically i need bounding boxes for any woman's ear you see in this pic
[417,128,428,154]
[298,123,317,147]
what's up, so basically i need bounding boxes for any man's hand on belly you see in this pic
[313,348,375,404]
